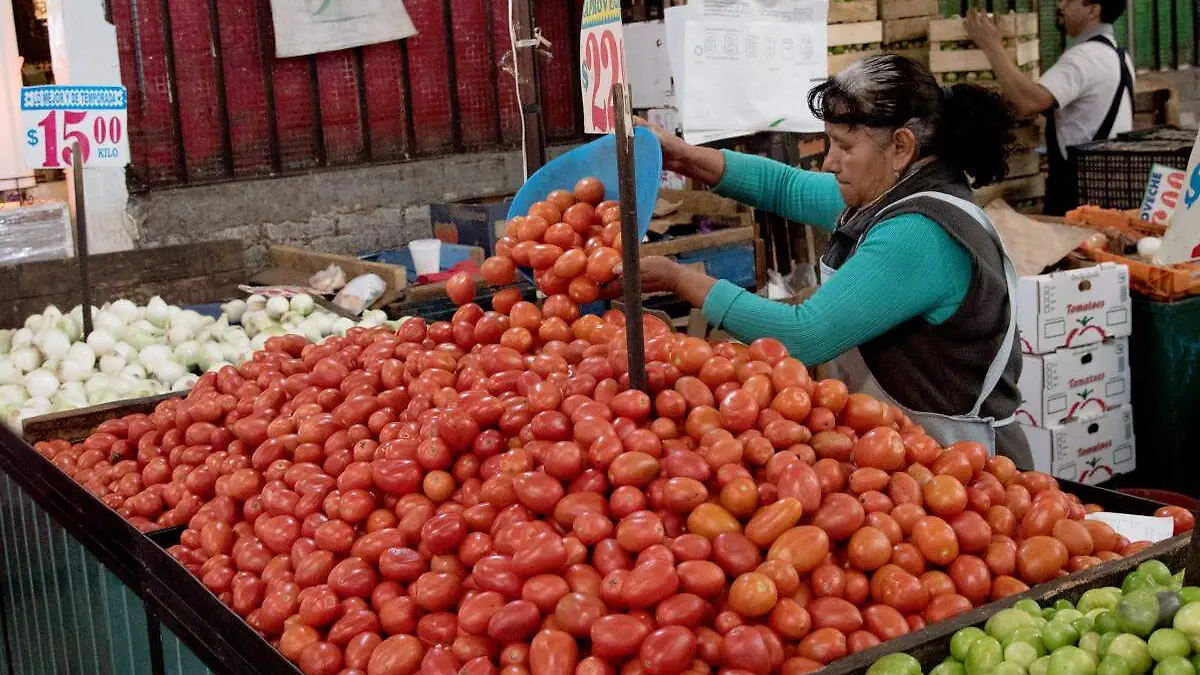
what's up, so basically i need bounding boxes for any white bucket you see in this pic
[407,238,442,276]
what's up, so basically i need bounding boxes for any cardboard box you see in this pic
[430,199,513,256]
[1017,262,1132,354]
[1017,338,1130,427]
[1022,406,1136,485]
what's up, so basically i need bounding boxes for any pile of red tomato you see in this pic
[30,180,1196,675]
[445,177,624,308]
[33,300,1190,675]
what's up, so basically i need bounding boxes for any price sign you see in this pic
[20,85,130,169]
[1160,128,1200,264]
[580,0,627,134]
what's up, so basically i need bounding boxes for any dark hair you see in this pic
[807,54,1015,188]
[1086,0,1125,23]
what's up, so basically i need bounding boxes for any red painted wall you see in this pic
[110,0,584,190]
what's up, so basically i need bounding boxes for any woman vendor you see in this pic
[625,55,1033,468]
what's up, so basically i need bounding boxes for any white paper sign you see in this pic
[580,0,628,134]
[1159,128,1200,264]
[269,0,417,59]
[20,86,129,168]
[667,0,828,140]
[1085,512,1176,543]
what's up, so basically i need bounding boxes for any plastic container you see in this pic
[508,126,663,241]
[1127,294,1200,493]
[1069,131,1194,210]
[407,238,442,276]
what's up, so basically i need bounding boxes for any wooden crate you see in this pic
[882,16,931,45]
[0,240,246,329]
[829,0,878,24]
[1011,119,1045,151]
[1006,149,1042,178]
[929,38,1039,73]
[974,174,1046,206]
[829,21,883,73]
[929,13,1037,41]
[265,244,408,308]
[886,46,929,65]
[879,0,937,20]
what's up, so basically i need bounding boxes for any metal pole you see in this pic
[1125,0,1135,64]
[612,84,647,393]
[70,144,93,337]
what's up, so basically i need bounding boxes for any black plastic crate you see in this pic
[1069,130,1195,210]
[1115,126,1197,143]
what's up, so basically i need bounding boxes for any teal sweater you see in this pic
[702,151,973,365]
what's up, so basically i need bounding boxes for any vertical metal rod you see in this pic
[353,47,373,161]
[612,84,646,393]
[70,145,93,338]
[255,0,282,174]
[442,0,464,153]
[307,56,327,166]
[206,0,234,179]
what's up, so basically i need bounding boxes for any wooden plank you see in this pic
[1016,38,1040,65]
[879,0,937,20]
[1011,120,1044,149]
[929,46,997,72]
[267,245,408,292]
[974,174,1045,206]
[21,392,184,444]
[886,46,929,64]
[883,16,932,44]
[930,13,1028,40]
[829,0,878,24]
[829,21,884,46]
[640,227,755,258]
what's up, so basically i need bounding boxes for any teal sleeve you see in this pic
[713,150,845,231]
[701,214,972,365]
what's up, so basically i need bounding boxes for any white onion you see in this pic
[0,385,25,408]
[290,294,315,316]
[11,347,41,373]
[99,354,126,375]
[265,296,290,318]
[246,294,268,312]
[58,359,91,383]
[172,374,199,391]
[35,329,71,359]
[93,310,125,337]
[119,364,147,381]
[67,342,96,370]
[167,325,193,346]
[154,360,185,384]
[221,299,247,323]
[109,299,139,323]
[12,328,32,349]
[86,328,118,356]
[23,369,59,399]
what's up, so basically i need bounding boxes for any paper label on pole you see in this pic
[20,86,129,169]
[580,0,628,135]
[1085,512,1175,543]
[1159,128,1200,264]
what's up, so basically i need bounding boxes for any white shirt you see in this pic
[1038,24,1135,158]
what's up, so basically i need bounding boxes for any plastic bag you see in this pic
[1138,163,1187,226]
[309,264,347,294]
[333,274,385,315]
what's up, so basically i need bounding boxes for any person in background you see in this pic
[622,55,1034,468]
[966,0,1134,215]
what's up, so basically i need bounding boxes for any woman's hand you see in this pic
[603,255,718,309]
[633,117,727,186]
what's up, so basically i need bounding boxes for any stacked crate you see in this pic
[828,0,882,75]
[928,13,1039,84]
[880,0,939,66]
[927,13,1045,210]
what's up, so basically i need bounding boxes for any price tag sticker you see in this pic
[21,85,130,169]
[580,0,627,134]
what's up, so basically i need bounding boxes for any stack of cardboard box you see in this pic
[1015,262,1136,485]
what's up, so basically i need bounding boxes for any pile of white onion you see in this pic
[0,295,401,430]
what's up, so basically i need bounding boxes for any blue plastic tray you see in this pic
[507,127,663,240]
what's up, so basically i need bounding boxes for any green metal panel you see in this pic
[1114,14,1129,48]
[1157,0,1175,69]
[1174,0,1195,66]
[1039,0,1063,65]
[0,474,212,675]
[1133,0,1155,69]
[938,0,961,17]
[162,626,215,675]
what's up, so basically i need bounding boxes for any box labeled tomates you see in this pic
[1021,405,1136,485]
[1016,337,1130,427]
[1017,262,1132,354]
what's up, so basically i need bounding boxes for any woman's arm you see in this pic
[714,151,846,231]
[701,214,971,364]
[638,118,845,230]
